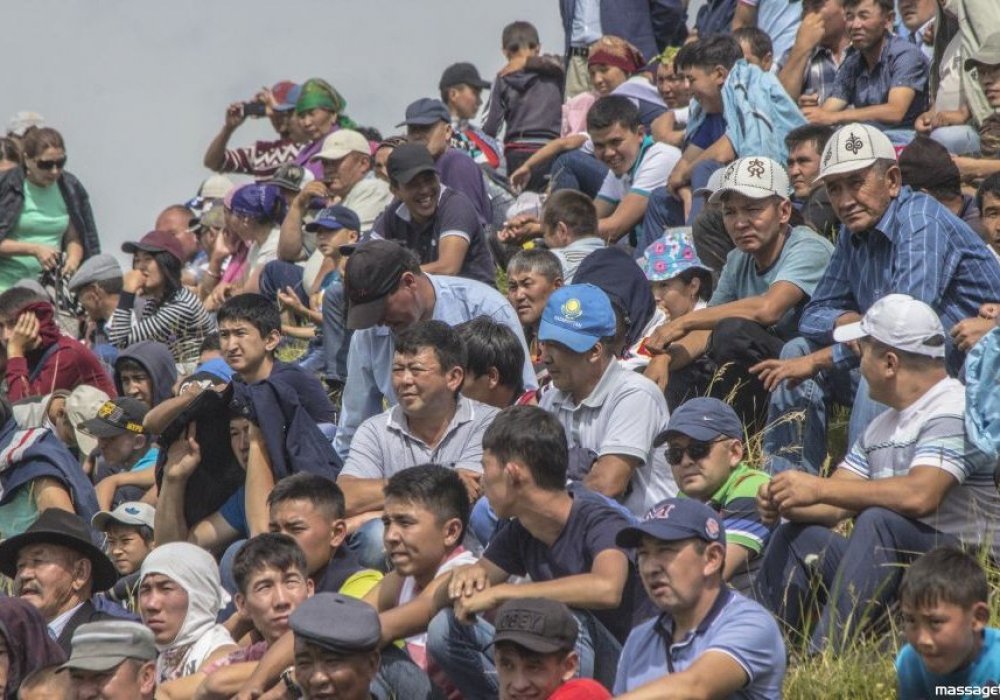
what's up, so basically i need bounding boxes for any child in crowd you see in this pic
[733,26,775,73]
[896,547,1000,696]
[93,501,156,576]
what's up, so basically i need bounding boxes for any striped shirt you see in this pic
[221,138,304,178]
[799,187,1000,372]
[108,288,216,365]
[778,45,842,103]
[840,377,1000,560]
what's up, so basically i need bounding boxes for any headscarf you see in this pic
[139,542,229,654]
[228,183,286,224]
[295,78,357,128]
[588,36,645,76]
[0,598,66,698]
[17,301,61,349]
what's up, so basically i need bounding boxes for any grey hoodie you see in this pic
[483,55,564,143]
[113,340,177,407]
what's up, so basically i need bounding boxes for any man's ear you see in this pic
[264,329,282,353]
[442,517,464,548]
[972,601,991,631]
[446,366,465,393]
[561,650,580,682]
[330,518,348,549]
[234,592,246,615]
[138,661,157,695]
[487,366,502,390]
[886,164,903,197]
[71,556,92,594]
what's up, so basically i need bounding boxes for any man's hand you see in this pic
[915,110,935,135]
[803,106,835,125]
[794,11,826,52]
[62,250,81,278]
[32,243,61,271]
[980,303,1000,321]
[509,165,532,193]
[294,181,330,212]
[643,354,671,392]
[768,470,825,512]
[277,286,306,314]
[164,423,201,482]
[455,469,483,503]
[123,269,147,295]
[6,311,39,357]
[454,585,500,623]
[224,102,247,131]
[95,474,120,512]
[646,318,688,352]
[798,93,820,109]
[448,565,491,601]
[497,214,541,244]
[951,316,993,352]
[756,482,780,526]
[751,354,819,391]
[668,159,693,195]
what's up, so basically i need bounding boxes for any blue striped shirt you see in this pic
[778,45,841,103]
[799,187,1000,372]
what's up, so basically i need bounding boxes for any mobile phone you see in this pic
[242,101,267,118]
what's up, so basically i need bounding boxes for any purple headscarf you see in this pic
[228,183,286,224]
[0,598,66,698]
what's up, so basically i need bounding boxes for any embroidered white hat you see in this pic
[833,293,946,358]
[708,156,790,204]
[817,123,897,182]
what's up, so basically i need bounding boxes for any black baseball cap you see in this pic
[305,205,362,233]
[488,598,579,654]
[343,240,419,330]
[78,398,148,438]
[439,62,491,91]
[386,143,439,186]
[396,97,451,128]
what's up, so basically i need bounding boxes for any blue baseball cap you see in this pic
[537,284,617,353]
[654,397,743,446]
[396,97,451,127]
[305,205,361,233]
[616,498,726,548]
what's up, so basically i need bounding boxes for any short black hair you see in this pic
[732,27,773,60]
[542,190,598,239]
[103,521,155,545]
[675,35,743,72]
[218,293,281,338]
[843,0,893,12]
[502,20,539,52]
[674,267,714,302]
[482,406,567,491]
[232,532,309,596]
[976,173,1000,213]
[0,287,45,321]
[899,547,989,610]
[785,124,835,154]
[383,464,470,535]
[268,473,346,520]
[394,320,467,374]
[199,332,221,354]
[456,316,525,394]
[587,95,641,133]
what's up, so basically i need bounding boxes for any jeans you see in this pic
[639,188,687,256]
[348,517,389,572]
[883,128,917,148]
[763,337,888,474]
[259,260,309,306]
[757,507,957,653]
[372,645,439,700]
[930,125,982,156]
[321,285,351,382]
[550,150,609,199]
[426,606,621,698]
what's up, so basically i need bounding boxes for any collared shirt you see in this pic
[778,45,843,103]
[614,586,786,698]
[799,187,1000,373]
[829,33,929,129]
[334,275,535,459]
[570,0,603,46]
[49,602,84,640]
[738,0,801,67]
[552,236,606,283]
[341,396,500,479]
[540,361,674,516]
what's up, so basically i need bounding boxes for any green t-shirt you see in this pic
[0,179,68,292]
[707,462,772,554]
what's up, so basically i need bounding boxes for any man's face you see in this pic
[981,192,1000,254]
[845,0,892,52]
[901,599,987,676]
[393,171,441,224]
[77,282,106,319]
[379,275,424,334]
[858,337,892,404]
[104,523,153,576]
[482,449,515,519]
[237,565,312,645]
[897,0,936,31]
[374,146,394,183]
[16,543,88,621]
[461,370,499,407]
[316,226,357,258]
[97,432,142,468]
[321,153,370,198]
[667,436,740,501]
[382,498,456,581]
[117,366,153,406]
[269,499,339,576]
[47,395,77,448]
[812,0,848,42]
[138,573,189,645]
[407,122,451,159]
[721,193,790,254]
[496,644,576,700]
[71,659,156,700]
[391,347,461,420]
[448,85,484,121]
[636,536,713,613]
[155,209,198,262]
[507,269,560,327]
[219,319,277,378]
[589,123,644,177]
[540,340,595,396]
[0,312,41,351]
[976,63,1000,107]
[824,164,899,234]
[294,640,378,700]
[656,62,691,109]
[682,66,725,110]
[787,141,824,198]
[229,417,252,469]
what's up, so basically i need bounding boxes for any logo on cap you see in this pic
[125,506,140,515]
[845,132,864,155]
[705,518,720,539]
[646,502,675,521]
[561,298,583,320]
[746,159,766,178]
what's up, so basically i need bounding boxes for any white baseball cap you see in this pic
[92,501,156,532]
[312,129,371,161]
[833,294,945,358]
[708,156,790,204]
[65,385,111,458]
[694,167,727,198]
[817,123,897,182]
[199,174,235,201]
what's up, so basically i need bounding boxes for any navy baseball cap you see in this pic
[537,284,617,353]
[396,97,451,127]
[616,498,726,548]
[653,397,743,447]
[305,205,361,233]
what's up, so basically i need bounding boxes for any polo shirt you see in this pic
[709,225,834,341]
[829,32,929,129]
[334,274,535,459]
[596,136,682,205]
[552,237,606,284]
[341,396,499,479]
[372,186,495,286]
[613,586,786,698]
[897,627,1000,698]
[435,147,492,225]
[706,463,773,595]
[540,360,674,516]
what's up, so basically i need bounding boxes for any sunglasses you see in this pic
[35,157,67,171]
[665,438,729,466]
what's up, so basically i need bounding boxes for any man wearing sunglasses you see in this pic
[655,397,773,595]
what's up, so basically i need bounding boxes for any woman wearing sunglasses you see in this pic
[0,127,101,292]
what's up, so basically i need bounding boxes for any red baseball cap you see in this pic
[121,229,185,264]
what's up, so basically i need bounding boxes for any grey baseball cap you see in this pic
[965,32,1000,71]
[68,254,123,292]
[61,621,157,672]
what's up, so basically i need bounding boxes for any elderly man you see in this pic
[0,508,124,653]
[753,123,1000,474]
[61,620,157,700]
[67,253,123,365]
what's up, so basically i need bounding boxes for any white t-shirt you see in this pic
[596,138,682,204]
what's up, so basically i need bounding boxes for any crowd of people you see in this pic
[3,1,1000,697]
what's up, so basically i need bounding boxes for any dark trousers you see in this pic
[506,147,551,193]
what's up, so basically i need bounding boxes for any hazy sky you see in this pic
[5,1,567,263]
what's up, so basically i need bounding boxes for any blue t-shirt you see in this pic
[897,627,1000,699]
[218,485,248,538]
[689,113,727,150]
[130,447,160,472]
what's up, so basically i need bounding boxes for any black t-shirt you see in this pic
[483,489,652,642]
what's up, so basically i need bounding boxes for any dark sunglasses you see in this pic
[665,438,729,466]
[35,157,67,171]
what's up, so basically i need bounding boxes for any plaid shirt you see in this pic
[779,45,842,103]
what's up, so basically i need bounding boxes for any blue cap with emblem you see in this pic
[537,284,617,353]
[653,397,743,446]
[616,497,726,548]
